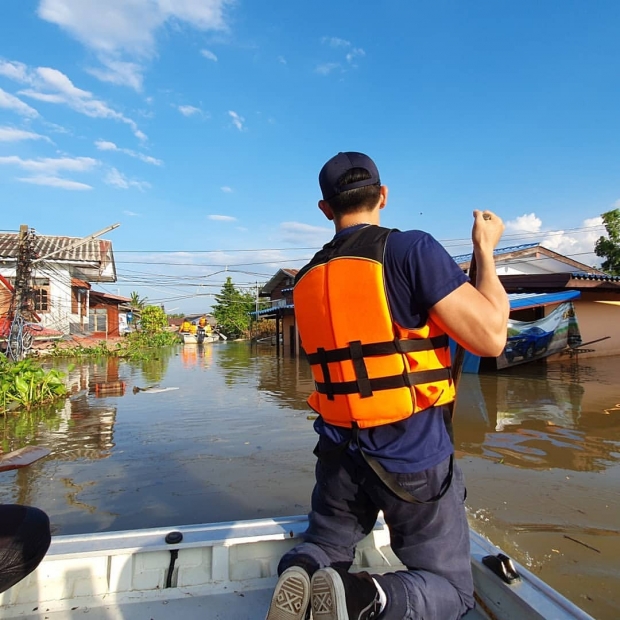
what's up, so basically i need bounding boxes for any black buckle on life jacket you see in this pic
[349,340,372,398]
[316,347,335,400]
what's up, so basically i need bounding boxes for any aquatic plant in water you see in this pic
[0,356,68,413]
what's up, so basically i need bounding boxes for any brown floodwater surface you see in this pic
[0,343,618,618]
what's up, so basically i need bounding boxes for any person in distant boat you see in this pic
[0,504,51,593]
[189,322,198,335]
[266,152,509,620]
[198,316,207,328]
[179,319,192,333]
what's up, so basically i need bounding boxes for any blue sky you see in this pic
[1,1,617,313]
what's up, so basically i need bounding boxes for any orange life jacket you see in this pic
[293,226,455,429]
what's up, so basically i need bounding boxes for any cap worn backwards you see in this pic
[319,152,380,200]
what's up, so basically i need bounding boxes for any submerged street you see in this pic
[0,342,618,619]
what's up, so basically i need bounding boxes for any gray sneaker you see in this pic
[311,567,382,620]
[266,566,311,620]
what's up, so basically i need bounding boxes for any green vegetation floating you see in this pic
[47,331,181,360]
[0,356,68,413]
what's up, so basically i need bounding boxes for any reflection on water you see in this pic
[456,359,620,619]
[0,345,618,618]
[456,369,620,472]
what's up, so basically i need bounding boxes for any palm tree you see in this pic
[130,291,148,309]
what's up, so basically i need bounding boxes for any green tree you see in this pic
[139,305,168,334]
[130,291,149,309]
[594,208,620,275]
[211,277,255,339]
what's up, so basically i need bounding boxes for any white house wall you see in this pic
[34,266,72,334]
[0,265,85,335]
[495,256,583,276]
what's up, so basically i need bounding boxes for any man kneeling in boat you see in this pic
[266,152,509,620]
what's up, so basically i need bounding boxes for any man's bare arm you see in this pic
[429,210,510,358]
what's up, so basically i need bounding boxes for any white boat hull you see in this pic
[181,333,219,345]
[0,515,593,619]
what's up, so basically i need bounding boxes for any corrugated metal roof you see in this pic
[570,272,620,282]
[508,290,580,309]
[451,242,539,265]
[252,295,578,316]
[252,304,294,316]
[0,232,112,264]
[89,290,131,303]
[260,269,299,296]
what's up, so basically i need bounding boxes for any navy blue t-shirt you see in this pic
[313,225,469,473]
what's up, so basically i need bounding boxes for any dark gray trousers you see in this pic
[278,449,474,620]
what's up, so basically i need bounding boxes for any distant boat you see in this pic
[0,514,594,619]
[181,331,220,345]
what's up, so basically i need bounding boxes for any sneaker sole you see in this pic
[311,568,347,620]
[266,566,311,620]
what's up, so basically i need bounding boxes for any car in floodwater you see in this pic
[504,325,555,362]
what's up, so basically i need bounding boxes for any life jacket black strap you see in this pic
[351,424,453,504]
[316,347,335,400]
[349,340,373,398]
[315,367,452,397]
[305,335,449,366]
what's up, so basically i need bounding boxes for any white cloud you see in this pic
[346,48,365,64]
[0,155,98,172]
[220,186,232,193]
[86,59,144,91]
[1,60,146,140]
[315,63,340,76]
[17,175,92,190]
[0,126,51,142]
[95,140,117,151]
[0,60,30,82]
[95,139,162,165]
[201,49,218,62]
[208,214,236,221]
[37,0,232,88]
[506,212,605,266]
[279,221,331,246]
[277,56,287,65]
[123,209,140,216]
[0,87,39,118]
[105,167,150,191]
[505,213,542,233]
[228,110,244,131]
[322,37,350,48]
[541,216,604,265]
[178,104,202,117]
[319,37,365,71]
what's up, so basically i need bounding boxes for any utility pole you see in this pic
[12,224,36,320]
[6,224,36,360]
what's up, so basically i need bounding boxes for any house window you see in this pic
[6,277,51,312]
[32,278,50,313]
[89,308,107,332]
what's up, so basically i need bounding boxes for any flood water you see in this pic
[1,342,618,619]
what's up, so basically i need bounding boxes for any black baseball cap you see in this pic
[318,152,381,200]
